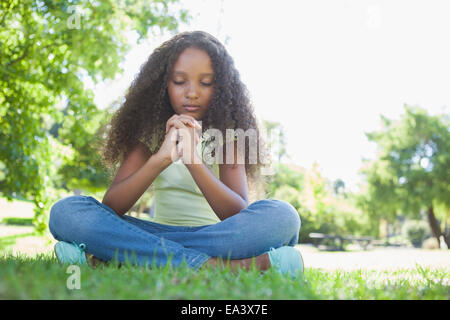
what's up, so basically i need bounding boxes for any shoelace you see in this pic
[72,241,86,253]
[73,242,87,264]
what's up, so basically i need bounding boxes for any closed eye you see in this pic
[173,81,212,86]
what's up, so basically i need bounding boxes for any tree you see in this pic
[0,0,189,232]
[361,105,450,247]
[262,120,289,163]
[266,163,305,199]
[333,178,346,197]
[52,103,113,195]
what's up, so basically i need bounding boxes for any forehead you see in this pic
[172,47,213,74]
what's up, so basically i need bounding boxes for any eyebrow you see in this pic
[173,71,214,76]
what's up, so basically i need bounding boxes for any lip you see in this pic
[183,105,201,111]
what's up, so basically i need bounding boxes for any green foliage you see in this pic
[266,163,304,199]
[267,163,373,243]
[333,178,346,196]
[55,105,113,193]
[360,105,450,244]
[262,122,374,242]
[262,120,288,163]
[0,0,189,233]
[1,217,34,225]
[402,220,430,248]
[362,105,450,215]
[273,185,301,209]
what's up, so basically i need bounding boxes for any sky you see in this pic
[90,0,450,192]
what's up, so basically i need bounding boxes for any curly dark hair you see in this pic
[99,31,272,200]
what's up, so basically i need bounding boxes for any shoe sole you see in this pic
[54,243,65,265]
[54,242,86,265]
[297,248,305,275]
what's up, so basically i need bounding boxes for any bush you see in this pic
[402,220,430,248]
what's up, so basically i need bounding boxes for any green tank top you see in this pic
[149,135,221,226]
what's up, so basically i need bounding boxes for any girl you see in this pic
[49,31,304,277]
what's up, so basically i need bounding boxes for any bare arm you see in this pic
[185,140,249,220]
[102,142,171,216]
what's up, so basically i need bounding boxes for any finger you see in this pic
[166,114,188,133]
[175,114,202,129]
[166,118,188,134]
[166,114,180,133]
[169,114,193,124]
[180,115,202,129]
[169,114,201,132]
[167,128,178,147]
[177,117,197,129]
[168,118,191,128]
[178,126,199,143]
[176,137,183,156]
[166,125,177,137]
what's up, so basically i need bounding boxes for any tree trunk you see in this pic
[426,206,444,247]
[443,233,450,249]
[443,219,450,249]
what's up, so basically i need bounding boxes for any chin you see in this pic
[184,111,203,120]
[173,107,205,120]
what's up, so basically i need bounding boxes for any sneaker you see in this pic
[54,241,87,265]
[267,246,304,278]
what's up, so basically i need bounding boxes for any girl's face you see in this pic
[168,47,214,120]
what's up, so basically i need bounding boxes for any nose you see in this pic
[185,82,199,100]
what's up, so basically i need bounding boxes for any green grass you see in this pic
[0,232,37,252]
[1,217,34,226]
[0,252,448,299]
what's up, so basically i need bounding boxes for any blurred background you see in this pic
[0,0,449,260]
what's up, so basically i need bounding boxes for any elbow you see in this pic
[243,196,249,208]
[236,196,249,212]
[238,195,249,210]
[217,198,248,221]
[102,198,126,217]
[232,197,249,214]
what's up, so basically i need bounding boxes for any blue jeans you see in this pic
[49,195,301,270]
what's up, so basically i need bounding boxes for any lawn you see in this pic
[0,251,448,300]
[1,198,449,300]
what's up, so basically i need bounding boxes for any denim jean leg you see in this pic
[48,195,210,270]
[156,199,301,260]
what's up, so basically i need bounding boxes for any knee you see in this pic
[49,195,86,238]
[50,195,83,221]
[265,199,301,237]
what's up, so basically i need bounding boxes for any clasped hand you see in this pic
[157,114,202,164]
